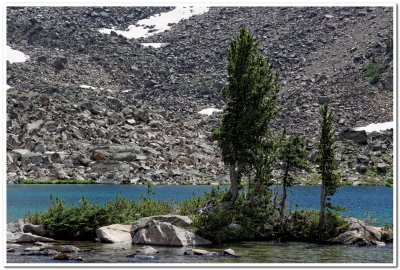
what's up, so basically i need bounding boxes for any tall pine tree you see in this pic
[317,104,339,240]
[213,28,280,206]
[278,130,307,237]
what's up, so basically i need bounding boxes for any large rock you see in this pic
[341,129,368,145]
[96,224,132,243]
[51,245,80,253]
[27,120,44,135]
[376,163,387,174]
[356,154,369,164]
[224,248,239,257]
[184,248,218,256]
[132,220,212,246]
[9,232,55,243]
[135,246,159,255]
[7,219,27,233]
[330,230,368,245]
[23,223,48,236]
[329,217,391,246]
[130,215,193,237]
[92,161,131,172]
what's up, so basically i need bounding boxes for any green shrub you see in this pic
[178,186,226,216]
[193,207,234,244]
[385,177,393,187]
[287,210,348,241]
[362,63,388,84]
[192,192,279,244]
[25,195,173,240]
[233,195,279,240]
[384,224,393,231]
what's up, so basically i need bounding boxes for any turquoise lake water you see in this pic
[7,185,393,226]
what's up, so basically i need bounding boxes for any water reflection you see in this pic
[7,240,393,264]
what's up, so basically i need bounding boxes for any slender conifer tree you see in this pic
[213,28,280,206]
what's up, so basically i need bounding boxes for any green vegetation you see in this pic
[213,28,280,206]
[362,63,389,84]
[26,194,173,240]
[21,179,97,184]
[385,177,393,187]
[288,210,348,241]
[277,130,308,236]
[193,192,279,244]
[178,186,226,217]
[317,104,340,240]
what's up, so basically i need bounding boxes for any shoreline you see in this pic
[8,181,393,187]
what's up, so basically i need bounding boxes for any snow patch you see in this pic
[6,46,30,63]
[99,6,209,39]
[79,85,96,90]
[141,43,169,48]
[354,121,393,133]
[198,108,223,116]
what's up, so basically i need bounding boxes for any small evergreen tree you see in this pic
[213,28,280,207]
[317,104,339,240]
[277,129,307,237]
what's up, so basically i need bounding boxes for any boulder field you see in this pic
[6,7,393,185]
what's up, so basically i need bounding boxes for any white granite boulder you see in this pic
[130,215,192,237]
[132,220,211,246]
[96,224,132,243]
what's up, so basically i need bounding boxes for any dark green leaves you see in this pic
[218,28,280,182]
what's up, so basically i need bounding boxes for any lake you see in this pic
[6,239,393,264]
[6,184,393,264]
[7,184,393,226]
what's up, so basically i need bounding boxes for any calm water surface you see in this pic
[7,240,393,264]
[7,185,393,226]
[6,185,393,264]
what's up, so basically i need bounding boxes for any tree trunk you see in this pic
[279,163,289,238]
[222,163,239,208]
[248,167,263,205]
[319,184,326,241]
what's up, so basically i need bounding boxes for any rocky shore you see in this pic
[7,214,393,263]
[6,6,393,185]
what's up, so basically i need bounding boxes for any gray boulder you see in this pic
[356,154,369,164]
[184,248,218,256]
[341,129,368,145]
[9,233,54,243]
[376,163,387,174]
[92,161,131,172]
[51,245,80,253]
[53,253,71,260]
[132,220,212,246]
[23,223,48,237]
[134,107,150,122]
[330,230,367,245]
[7,219,27,233]
[329,217,391,246]
[356,165,367,174]
[27,120,44,135]
[130,215,193,237]
[96,224,132,243]
[135,246,159,255]
[224,248,239,257]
